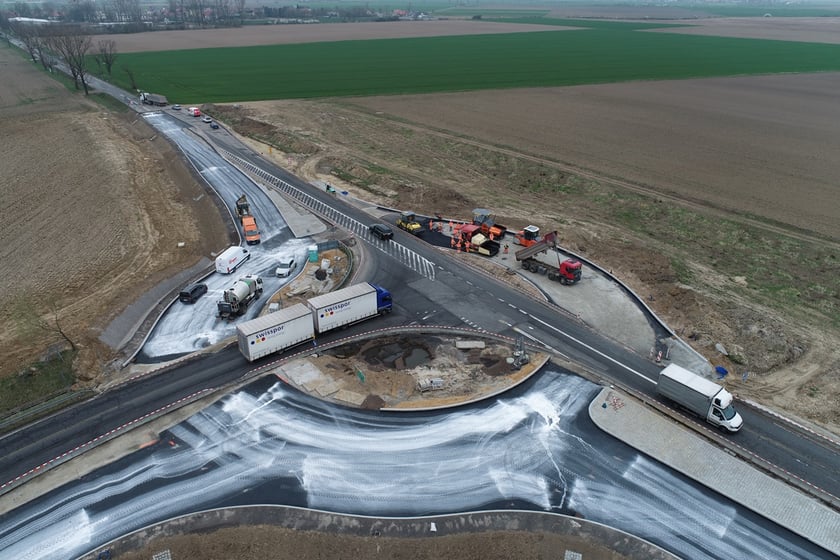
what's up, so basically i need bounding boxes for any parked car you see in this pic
[210,122,220,129]
[179,282,208,304]
[369,223,393,240]
[202,116,212,123]
[172,104,182,110]
[275,258,297,278]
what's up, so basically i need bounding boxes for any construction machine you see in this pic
[472,208,507,239]
[457,224,500,256]
[235,194,261,244]
[396,211,424,235]
[236,194,251,218]
[514,225,542,247]
[514,231,582,284]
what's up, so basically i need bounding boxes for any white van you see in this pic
[215,246,250,274]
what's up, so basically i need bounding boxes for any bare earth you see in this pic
[105,20,566,53]
[0,45,228,381]
[345,74,840,240]
[649,17,840,44]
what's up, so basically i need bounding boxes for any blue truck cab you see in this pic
[371,284,393,314]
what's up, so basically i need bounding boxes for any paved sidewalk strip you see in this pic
[589,388,840,556]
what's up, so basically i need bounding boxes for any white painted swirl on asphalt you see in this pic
[0,370,820,560]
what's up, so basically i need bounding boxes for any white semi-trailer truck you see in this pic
[237,304,314,361]
[236,282,393,362]
[656,363,743,432]
[307,283,391,333]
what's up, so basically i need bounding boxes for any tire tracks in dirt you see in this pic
[352,107,840,251]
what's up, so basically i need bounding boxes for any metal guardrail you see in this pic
[0,390,94,435]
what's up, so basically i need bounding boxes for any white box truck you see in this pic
[215,246,250,274]
[307,283,392,334]
[656,364,743,432]
[237,303,314,362]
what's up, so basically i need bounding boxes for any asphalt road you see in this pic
[0,368,831,560]
[122,106,840,501]
[0,81,837,558]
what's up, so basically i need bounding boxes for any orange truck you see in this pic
[241,215,261,245]
[236,194,261,245]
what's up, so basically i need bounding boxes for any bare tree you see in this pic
[125,0,143,23]
[9,21,39,63]
[109,0,142,23]
[124,66,138,90]
[98,39,118,76]
[33,38,51,71]
[66,0,98,23]
[235,0,245,24]
[14,299,78,353]
[185,0,206,25]
[45,25,93,94]
[0,12,12,40]
[213,0,234,23]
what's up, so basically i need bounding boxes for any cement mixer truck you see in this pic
[218,275,264,320]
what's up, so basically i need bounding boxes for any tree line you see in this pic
[3,20,118,95]
[4,0,248,27]
[2,1,399,27]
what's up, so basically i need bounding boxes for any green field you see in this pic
[111,27,840,103]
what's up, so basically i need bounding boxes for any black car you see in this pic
[179,282,208,304]
[369,223,393,240]
[210,122,220,130]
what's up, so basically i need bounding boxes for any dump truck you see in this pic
[457,224,500,256]
[236,194,250,218]
[396,211,424,235]
[236,283,393,361]
[514,225,542,247]
[218,275,263,320]
[235,194,261,244]
[241,215,261,245]
[472,208,507,239]
[656,364,743,432]
[514,231,581,284]
[139,92,168,106]
[237,303,315,361]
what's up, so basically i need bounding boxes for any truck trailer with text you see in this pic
[237,282,392,361]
